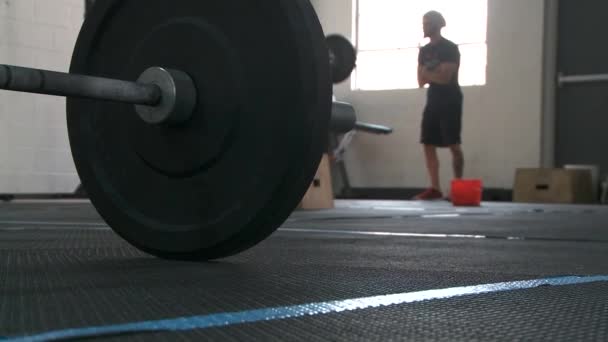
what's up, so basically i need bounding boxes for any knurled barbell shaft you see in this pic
[0,64,161,106]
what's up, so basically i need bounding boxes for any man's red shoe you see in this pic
[413,188,444,201]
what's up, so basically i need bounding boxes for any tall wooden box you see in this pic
[298,154,334,210]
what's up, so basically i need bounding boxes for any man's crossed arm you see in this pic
[418,62,458,87]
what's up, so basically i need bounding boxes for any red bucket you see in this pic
[451,179,483,206]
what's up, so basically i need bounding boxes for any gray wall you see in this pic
[0,0,84,193]
[313,0,546,191]
[0,0,548,194]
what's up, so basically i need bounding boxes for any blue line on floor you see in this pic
[5,275,608,342]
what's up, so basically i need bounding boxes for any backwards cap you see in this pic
[424,10,446,28]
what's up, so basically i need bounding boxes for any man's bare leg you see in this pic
[413,145,444,200]
[449,144,464,179]
[424,144,441,190]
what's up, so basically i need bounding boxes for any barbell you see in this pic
[0,0,361,261]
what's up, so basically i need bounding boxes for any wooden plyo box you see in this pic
[298,154,334,210]
[513,168,594,204]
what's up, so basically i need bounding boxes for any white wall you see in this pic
[313,0,546,191]
[0,0,83,193]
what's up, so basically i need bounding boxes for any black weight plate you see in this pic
[199,0,332,260]
[326,34,357,83]
[68,0,331,260]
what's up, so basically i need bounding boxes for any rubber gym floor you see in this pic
[0,199,606,341]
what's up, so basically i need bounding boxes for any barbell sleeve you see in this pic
[0,64,161,106]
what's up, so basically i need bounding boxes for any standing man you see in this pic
[413,11,464,201]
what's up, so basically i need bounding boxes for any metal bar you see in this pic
[354,122,393,134]
[558,72,608,86]
[0,64,161,106]
[541,0,559,168]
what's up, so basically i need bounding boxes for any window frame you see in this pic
[351,0,488,91]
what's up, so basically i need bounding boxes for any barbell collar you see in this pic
[134,67,196,125]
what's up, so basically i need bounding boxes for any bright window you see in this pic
[352,0,488,91]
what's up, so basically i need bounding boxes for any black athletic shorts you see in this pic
[420,93,463,147]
